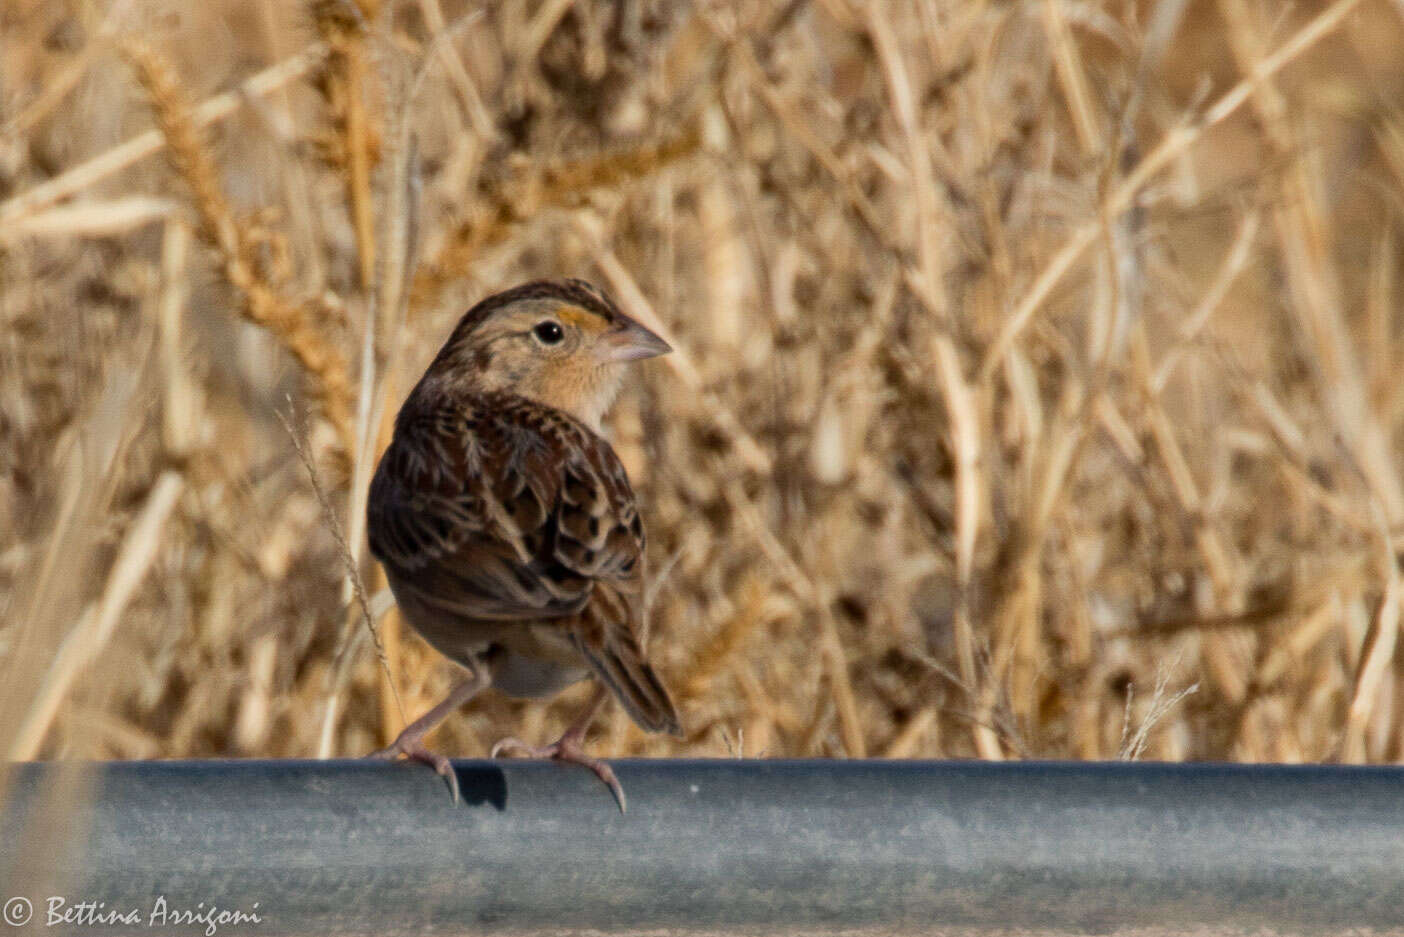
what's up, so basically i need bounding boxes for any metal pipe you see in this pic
[2,759,1402,934]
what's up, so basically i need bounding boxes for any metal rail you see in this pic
[2,759,1402,934]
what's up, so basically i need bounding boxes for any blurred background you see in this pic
[2,0,1403,768]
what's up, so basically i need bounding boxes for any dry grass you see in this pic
[3,0,1404,769]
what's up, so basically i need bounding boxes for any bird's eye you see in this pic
[533,320,565,345]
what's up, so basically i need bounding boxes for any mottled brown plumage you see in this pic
[365,279,679,809]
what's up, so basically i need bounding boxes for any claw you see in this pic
[492,732,627,813]
[368,737,461,804]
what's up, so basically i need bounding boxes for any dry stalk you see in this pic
[311,0,379,294]
[865,3,992,756]
[0,196,177,243]
[1118,666,1199,761]
[884,707,939,758]
[360,59,423,744]
[1218,0,1402,756]
[158,219,196,459]
[721,476,866,758]
[978,0,1369,383]
[683,579,775,699]
[123,38,356,468]
[585,225,771,473]
[1365,226,1394,413]
[1137,368,1247,701]
[10,471,185,761]
[865,4,950,317]
[1219,0,1404,514]
[932,334,996,758]
[276,407,404,747]
[410,124,703,316]
[987,375,1092,727]
[730,42,890,248]
[0,0,135,140]
[1151,209,1262,393]
[1041,0,1103,156]
[415,0,496,140]
[0,43,328,228]
[1344,549,1400,762]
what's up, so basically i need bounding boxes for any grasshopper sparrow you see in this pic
[366,279,681,809]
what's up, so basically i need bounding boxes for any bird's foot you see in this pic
[491,731,626,813]
[368,732,461,804]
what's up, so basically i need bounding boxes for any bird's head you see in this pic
[427,279,671,430]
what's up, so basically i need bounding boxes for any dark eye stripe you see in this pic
[533,320,564,345]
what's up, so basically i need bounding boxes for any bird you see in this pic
[365,278,681,810]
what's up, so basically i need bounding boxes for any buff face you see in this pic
[432,293,670,432]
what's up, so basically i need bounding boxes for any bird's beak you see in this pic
[599,318,673,362]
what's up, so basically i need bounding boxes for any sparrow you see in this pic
[365,278,681,810]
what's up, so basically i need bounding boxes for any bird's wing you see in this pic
[367,392,645,623]
[369,391,680,734]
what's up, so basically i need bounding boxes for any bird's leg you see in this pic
[368,666,491,804]
[491,685,628,812]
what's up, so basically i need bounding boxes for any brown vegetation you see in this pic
[3,0,1404,767]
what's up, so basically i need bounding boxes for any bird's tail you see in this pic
[570,588,682,736]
